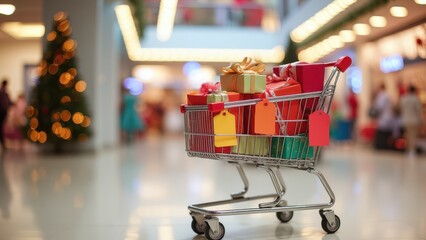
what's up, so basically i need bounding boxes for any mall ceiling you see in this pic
[0,0,42,41]
[0,0,425,44]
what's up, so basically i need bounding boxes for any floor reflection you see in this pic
[0,138,424,239]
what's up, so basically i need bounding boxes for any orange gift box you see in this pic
[243,79,306,136]
[186,92,243,153]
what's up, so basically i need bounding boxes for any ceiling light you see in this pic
[0,4,15,15]
[353,23,371,35]
[414,0,426,5]
[339,30,356,42]
[390,6,408,17]
[157,0,178,42]
[1,22,45,39]
[291,0,357,43]
[369,16,387,27]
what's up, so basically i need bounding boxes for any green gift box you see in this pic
[232,136,270,156]
[220,74,266,94]
[271,136,314,159]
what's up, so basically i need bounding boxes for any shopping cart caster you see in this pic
[276,201,294,223]
[204,218,225,240]
[191,218,205,234]
[190,212,205,234]
[319,209,340,233]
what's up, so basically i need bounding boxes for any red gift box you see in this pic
[273,62,325,109]
[243,79,306,136]
[186,92,243,153]
[273,62,325,92]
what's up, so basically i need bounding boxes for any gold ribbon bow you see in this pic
[222,57,265,75]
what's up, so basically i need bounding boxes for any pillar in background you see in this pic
[43,0,122,150]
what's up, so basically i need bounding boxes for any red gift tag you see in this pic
[309,110,330,146]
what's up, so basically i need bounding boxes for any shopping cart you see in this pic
[180,56,351,240]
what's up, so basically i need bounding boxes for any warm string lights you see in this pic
[26,11,91,145]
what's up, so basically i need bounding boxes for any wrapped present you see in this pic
[187,91,241,105]
[273,62,325,109]
[232,136,270,156]
[220,57,266,94]
[272,62,325,93]
[270,135,314,159]
[186,87,243,153]
[243,78,306,135]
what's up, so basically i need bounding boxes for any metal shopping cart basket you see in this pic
[180,56,352,240]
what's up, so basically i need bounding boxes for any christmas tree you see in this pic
[25,12,91,150]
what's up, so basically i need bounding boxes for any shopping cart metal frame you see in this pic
[181,56,351,240]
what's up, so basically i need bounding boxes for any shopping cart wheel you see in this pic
[276,201,294,223]
[204,222,225,240]
[321,214,341,234]
[191,218,205,234]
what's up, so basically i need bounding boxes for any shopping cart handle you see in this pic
[334,56,352,72]
[324,56,352,72]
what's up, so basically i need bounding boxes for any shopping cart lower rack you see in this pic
[181,56,351,240]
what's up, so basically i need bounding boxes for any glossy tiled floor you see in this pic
[0,136,425,240]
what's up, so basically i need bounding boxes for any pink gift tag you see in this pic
[309,110,330,146]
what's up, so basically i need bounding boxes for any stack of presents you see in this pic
[185,57,328,160]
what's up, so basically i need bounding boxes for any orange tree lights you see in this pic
[25,12,91,149]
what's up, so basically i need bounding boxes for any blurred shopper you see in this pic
[347,88,358,141]
[400,85,423,157]
[372,84,398,150]
[0,80,12,149]
[4,94,27,149]
[120,89,144,143]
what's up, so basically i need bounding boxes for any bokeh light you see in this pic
[81,116,91,128]
[54,55,64,65]
[61,96,71,104]
[26,106,35,118]
[51,112,60,121]
[47,31,57,41]
[72,112,84,124]
[39,131,47,143]
[68,68,77,77]
[183,61,201,77]
[63,39,76,52]
[75,81,87,92]
[30,118,38,129]
[123,77,143,95]
[59,72,72,85]
[61,110,71,122]
[52,122,62,135]
[48,64,58,75]
[58,20,70,32]
[54,11,66,22]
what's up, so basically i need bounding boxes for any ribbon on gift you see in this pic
[278,63,297,80]
[222,57,265,75]
[267,74,287,84]
[200,82,221,96]
[207,91,229,104]
[265,78,299,97]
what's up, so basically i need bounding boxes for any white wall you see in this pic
[0,40,42,101]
